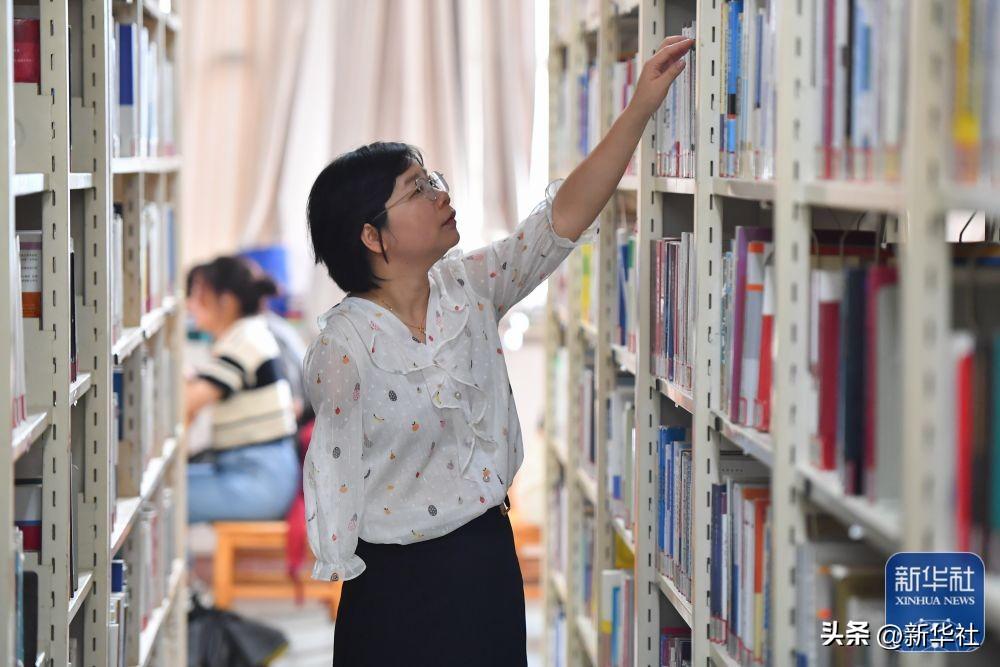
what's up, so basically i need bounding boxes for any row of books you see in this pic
[806,241,903,507]
[580,63,601,157]
[580,506,596,615]
[549,475,570,581]
[113,346,176,494]
[113,22,176,158]
[549,605,568,667]
[655,23,696,178]
[813,0,909,182]
[140,202,178,317]
[131,488,178,636]
[110,200,178,341]
[579,367,597,477]
[611,54,640,176]
[652,234,696,391]
[719,0,778,180]
[580,243,599,329]
[607,381,635,527]
[11,538,131,667]
[720,226,776,431]
[708,457,772,665]
[11,230,81,427]
[950,0,1000,185]
[949,257,1000,564]
[599,569,633,667]
[552,347,570,453]
[660,627,692,667]
[794,537,889,667]
[598,533,637,667]
[656,426,694,600]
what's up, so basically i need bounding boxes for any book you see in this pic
[727,226,772,423]
[117,23,139,157]
[13,19,40,84]
[14,479,42,551]
[10,234,27,428]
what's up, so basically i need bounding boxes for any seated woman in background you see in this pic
[184,256,300,523]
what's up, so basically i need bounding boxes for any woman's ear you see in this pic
[218,291,242,319]
[360,223,386,257]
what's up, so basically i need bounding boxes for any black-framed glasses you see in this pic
[367,171,449,225]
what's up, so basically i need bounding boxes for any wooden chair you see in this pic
[508,510,543,600]
[212,521,342,620]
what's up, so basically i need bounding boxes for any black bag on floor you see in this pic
[187,594,289,667]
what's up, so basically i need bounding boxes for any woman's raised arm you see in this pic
[551,35,694,242]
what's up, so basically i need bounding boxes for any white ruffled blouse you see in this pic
[303,180,594,581]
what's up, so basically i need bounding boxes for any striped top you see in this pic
[197,315,297,450]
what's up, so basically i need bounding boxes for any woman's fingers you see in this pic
[655,34,689,52]
[650,36,695,71]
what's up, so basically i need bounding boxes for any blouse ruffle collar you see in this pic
[316,255,506,481]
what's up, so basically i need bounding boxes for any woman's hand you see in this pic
[629,35,695,119]
[550,34,695,243]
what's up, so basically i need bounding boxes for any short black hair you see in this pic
[186,256,278,317]
[307,141,424,294]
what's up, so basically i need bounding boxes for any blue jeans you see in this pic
[187,437,300,524]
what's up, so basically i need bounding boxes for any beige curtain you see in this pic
[180,0,538,327]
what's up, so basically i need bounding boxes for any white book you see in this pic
[138,26,150,157]
[874,282,901,505]
[10,235,26,427]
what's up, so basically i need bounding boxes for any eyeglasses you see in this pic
[367,171,449,225]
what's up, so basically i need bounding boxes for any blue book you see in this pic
[657,428,667,558]
[117,23,138,156]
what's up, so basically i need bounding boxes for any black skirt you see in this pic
[332,502,527,667]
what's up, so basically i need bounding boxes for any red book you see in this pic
[955,334,975,551]
[13,19,40,84]
[754,261,775,431]
[816,271,842,470]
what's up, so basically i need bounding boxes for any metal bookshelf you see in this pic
[1,1,185,666]
[544,0,995,665]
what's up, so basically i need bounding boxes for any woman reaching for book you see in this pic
[304,34,693,667]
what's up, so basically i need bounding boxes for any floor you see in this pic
[231,597,545,666]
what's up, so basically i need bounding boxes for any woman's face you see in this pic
[364,162,458,269]
[186,278,232,335]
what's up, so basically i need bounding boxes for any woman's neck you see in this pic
[209,312,243,340]
[359,274,431,325]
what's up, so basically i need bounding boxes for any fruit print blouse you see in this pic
[303,180,595,582]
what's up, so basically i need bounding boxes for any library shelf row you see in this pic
[112,296,178,364]
[11,411,50,463]
[135,558,186,667]
[110,436,180,554]
[111,155,182,175]
[657,572,693,628]
[656,377,694,414]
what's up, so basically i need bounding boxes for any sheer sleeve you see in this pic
[303,328,367,581]
[459,179,597,318]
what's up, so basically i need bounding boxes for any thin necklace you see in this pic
[374,297,426,334]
